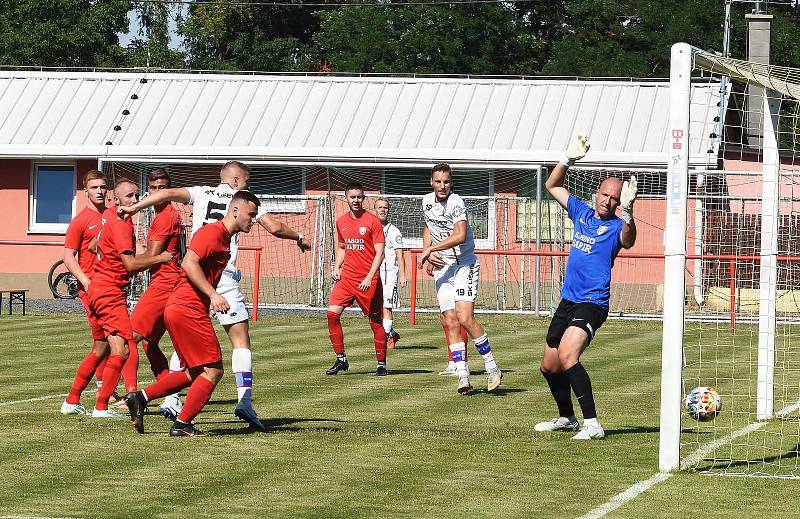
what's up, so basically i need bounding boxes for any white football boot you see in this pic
[533,416,580,432]
[60,401,89,415]
[572,424,606,440]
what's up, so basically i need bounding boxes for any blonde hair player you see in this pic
[373,198,407,349]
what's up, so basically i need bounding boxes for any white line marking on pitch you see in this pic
[577,400,800,519]
[0,394,66,407]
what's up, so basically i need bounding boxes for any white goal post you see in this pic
[661,43,800,477]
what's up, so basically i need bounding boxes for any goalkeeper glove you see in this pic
[560,135,590,167]
[620,175,637,224]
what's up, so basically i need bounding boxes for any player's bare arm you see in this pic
[256,213,311,252]
[420,221,467,266]
[546,135,591,210]
[397,245,408,288]
[118,187,191,218]
[120,249,173,274]
[63,247,91,288]
[332,239,346,281]
[182,249,230,313]
[420,227,443,273]
[620,175,638,249]
[359,242,385,291]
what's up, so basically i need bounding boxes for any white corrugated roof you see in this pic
[0,71,721,167]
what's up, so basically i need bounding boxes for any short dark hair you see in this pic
[148,168,171,184]
[345,181,364,193]
[432,163,451,176]
[232,190,260,207]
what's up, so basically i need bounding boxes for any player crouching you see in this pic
[124,191,262,436]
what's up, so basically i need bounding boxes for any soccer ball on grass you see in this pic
[685,386,721,422]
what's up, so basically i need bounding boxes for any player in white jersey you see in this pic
[419,163,502,394]
[374,199,407,349]
[120,161,311,429]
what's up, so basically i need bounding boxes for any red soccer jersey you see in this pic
[92,208,135,288]
[169,220,231,310]
[336,210,385,281]
[64,207,104,292]
[147,204,184,284]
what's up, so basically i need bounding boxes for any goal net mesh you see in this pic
[678,48,800,478]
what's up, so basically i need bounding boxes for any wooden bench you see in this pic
[0,289,28,316]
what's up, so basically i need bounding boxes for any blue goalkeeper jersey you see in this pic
[561,194,624,308]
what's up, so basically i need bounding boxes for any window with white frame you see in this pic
[30,164,76,233]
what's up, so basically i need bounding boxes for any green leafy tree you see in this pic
[542,0,728,77]
[0,0,131,67]
[313,4,536,74]
[179,1,333,71]
[125,1,186,69]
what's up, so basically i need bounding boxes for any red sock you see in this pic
[66,353,104,404]
[177,376,216,424]
[370,320,387,362]
[142,370,191,401]
[121,340,139,392]
[143,340,169,380]
[95,357,107,386]
[327,311,345,355]
[95,354,125,410]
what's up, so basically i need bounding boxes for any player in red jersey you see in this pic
[86,180,173,418]
[126,170,184,393]
[60,170,110,415]
[124,191,262,436]
[325,181,388,376]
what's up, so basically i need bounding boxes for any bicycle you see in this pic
[47,259,79,299]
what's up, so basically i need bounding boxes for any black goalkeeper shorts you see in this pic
[546,299,608,348]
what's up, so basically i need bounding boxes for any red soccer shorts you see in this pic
[130,280,174,343]
[164,303,222,369]
[87,285,133,341]
[329,276,383,320]
[78,291,105,340]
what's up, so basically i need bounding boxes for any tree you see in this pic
[542,0,727,78]
[125,1,186,69]
[313,4,537,74]
[179,1,333,71]
[0,0,131,67]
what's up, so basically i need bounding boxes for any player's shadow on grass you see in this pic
[206,417,345,436]
[463,387,527,397]
[603,425,660,436]
[344,369,434,375]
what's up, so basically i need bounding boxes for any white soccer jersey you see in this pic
[186,183,266,275]
[422,191,477,266]
[381,222,403,277]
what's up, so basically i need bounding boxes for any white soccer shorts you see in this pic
[433,262,480,313]
[213,270,250,325]
[380,268,400,309]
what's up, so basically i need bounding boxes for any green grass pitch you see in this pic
[0,313,798,518]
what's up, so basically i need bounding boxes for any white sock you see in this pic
[449,342,468,377]
[382,318,393,335]
[474,334,498,372]
[481,352,497,372]
[584,418,599,428]
[232,348,253,407]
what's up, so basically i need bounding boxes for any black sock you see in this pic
[540,369,574,418]
[564,363,596,420]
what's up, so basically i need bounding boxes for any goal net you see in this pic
[661,43,800,477]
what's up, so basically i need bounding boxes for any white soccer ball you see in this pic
[685,386,722,422]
